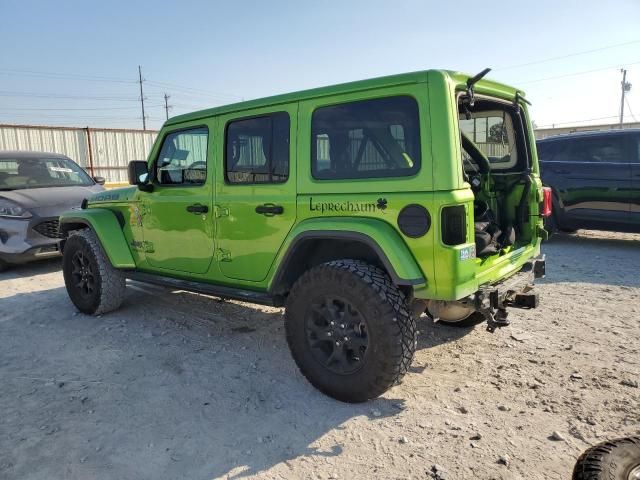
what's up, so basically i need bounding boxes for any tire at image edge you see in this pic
[572,436,640,480]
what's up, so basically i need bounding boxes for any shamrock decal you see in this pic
[376,198,388,211]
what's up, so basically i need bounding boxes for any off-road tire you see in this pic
[62,229,126,315]
[572,437,640,480]
[285,259,417,403]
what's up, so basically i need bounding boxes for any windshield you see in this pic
[0,157,94,190]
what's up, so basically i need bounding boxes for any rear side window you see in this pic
[225,112,290,184]
[554,136,626,163]
[311,96,421,180]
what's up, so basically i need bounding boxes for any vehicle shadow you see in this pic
[0,283,414,480]
[542,231,640,288]
[0,257,62,280]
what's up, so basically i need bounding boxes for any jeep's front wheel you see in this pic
[285,260,417,403]
[62,229,126,315]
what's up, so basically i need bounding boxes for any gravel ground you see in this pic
[1,230,638,480]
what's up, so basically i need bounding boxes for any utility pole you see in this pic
[619,69,632,128]
[164,93,171,120]
[138,65,146,130]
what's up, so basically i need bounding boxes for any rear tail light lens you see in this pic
[441,205,467,245]
[541,187,552,218]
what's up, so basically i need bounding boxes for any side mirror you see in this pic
[93,176,106,185]
[128,161,151,189]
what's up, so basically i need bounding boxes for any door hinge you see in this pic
[216,248,232,262]
[214,205,230,218]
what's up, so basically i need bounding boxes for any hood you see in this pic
[0,185,104,211]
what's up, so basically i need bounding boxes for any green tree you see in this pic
[488,122,508,143]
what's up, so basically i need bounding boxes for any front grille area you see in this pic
[33,218,62,239]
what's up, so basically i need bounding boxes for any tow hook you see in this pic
[483,308,510,333]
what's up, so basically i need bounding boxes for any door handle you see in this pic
[186,204,209,214]
[255,203,284,215]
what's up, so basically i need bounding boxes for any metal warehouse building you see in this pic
[0,124,157,184]
[2,121,640,184]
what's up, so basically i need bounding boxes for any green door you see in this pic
[141,125,215,274]
[215,107,297,282]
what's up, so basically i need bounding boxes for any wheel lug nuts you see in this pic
[340,324,345,329]
[327,332,332,336]
[330,321,335,326]
[344,337,349,341]
[335,341,340,346]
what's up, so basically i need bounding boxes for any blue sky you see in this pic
[1,0,639,130]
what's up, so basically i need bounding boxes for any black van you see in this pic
[537,129,640,234]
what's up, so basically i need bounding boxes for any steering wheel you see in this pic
[187,161,206,170]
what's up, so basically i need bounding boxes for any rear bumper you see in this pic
[476,255,545,311]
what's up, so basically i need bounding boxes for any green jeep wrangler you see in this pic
[60,69,550,403]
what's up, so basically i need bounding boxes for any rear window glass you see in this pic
[459,109,519,170]
[311,96,421,180]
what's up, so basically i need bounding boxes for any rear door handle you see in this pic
[255,203,284,215]
[186,204,209,214]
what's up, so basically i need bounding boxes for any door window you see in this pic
[155,127,208,185]
[225,112,290,184]
[555,136,626,163]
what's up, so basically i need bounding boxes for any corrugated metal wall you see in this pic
[0,124,158,183]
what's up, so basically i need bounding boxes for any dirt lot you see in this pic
[1,230,639,480]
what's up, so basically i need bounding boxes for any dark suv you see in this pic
[537,129,640,234]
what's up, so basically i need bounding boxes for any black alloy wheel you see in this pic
[305,296,369,375]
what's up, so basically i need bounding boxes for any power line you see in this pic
[494,39,640,71]
[516,61,640,86]
[0,112,162,120]
[0,104,165,111]
[0,90,140,101]
[625,97,637,122]
[0,68,135,83]
[145,80,241,101]
[536,115,620,129]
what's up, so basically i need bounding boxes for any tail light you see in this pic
[541,187,552,218]
[441,205,467,245]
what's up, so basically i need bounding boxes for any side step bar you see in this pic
[125,271,283,307]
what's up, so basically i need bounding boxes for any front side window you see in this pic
[225,112,290,184]
[155,127,208,186]
[312,96,421,180]
[0,157,93,190]
[554,136,626,163]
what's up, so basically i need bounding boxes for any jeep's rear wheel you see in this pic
[285,259,417,403]
[63,229,126,315]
